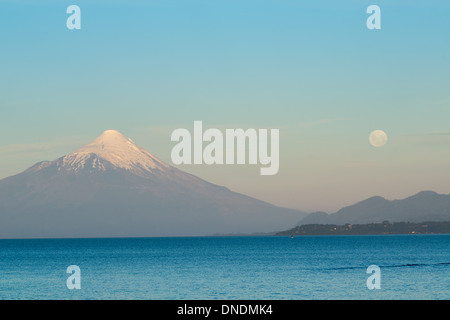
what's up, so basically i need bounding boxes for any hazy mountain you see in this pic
[299,191,450,225]
[0,130,305,238]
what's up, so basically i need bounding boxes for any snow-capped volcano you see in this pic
[60,129,170,175]
[0,130,305,238]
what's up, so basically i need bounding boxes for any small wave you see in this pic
[325,262,450,271]
[382,262,450,269]
[326,266,364,271]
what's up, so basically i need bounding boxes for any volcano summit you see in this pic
[0,130,304,238]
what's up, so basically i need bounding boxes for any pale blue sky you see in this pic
[0,0,449,211]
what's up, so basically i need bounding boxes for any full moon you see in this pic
[369,130,388,147]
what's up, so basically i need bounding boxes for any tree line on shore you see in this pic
[276,221,450,236]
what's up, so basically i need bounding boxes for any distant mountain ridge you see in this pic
[0,130,305,239]
[299,191,450,225]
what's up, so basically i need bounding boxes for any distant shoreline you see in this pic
[276,221,450,236]
[1,222,450,240]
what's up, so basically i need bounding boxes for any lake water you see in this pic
[0,235,449,300]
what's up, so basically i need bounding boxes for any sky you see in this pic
[0,0,449,212]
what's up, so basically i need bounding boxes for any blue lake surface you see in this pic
[0,235,449,299]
